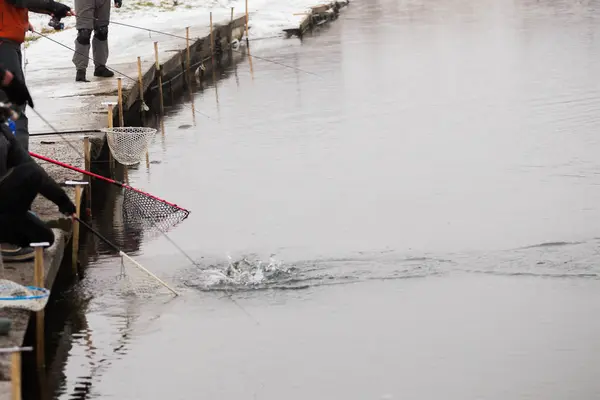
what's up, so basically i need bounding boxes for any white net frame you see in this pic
[114,252,179,298]
[102,127,157,166]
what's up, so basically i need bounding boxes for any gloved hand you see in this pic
[114,0,122,8]
[0,70,34,108]
[59,199,76,216]
[50,1,72,19]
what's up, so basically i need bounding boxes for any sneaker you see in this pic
[94,66,114,78]
[76,69,89,82]
[1,244,34,262]
[0,318,11,336]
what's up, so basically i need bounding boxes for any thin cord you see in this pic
[232,47,321,78]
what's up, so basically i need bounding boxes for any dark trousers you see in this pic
[0,39,28,151]
[0,163,54,248]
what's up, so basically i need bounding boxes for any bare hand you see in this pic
[2,71,13,87]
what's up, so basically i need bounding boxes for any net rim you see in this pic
[101,127,158,135]
[0,286,50,301]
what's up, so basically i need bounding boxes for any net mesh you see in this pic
[102,127,157,166]
[114,255,178,298]
[0,246,50,311]
[122,189,190,240]
[0,280,49,312]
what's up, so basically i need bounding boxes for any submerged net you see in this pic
[114,253,178,298]
[103,127,157,166]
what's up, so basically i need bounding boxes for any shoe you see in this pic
[0,318,11,336]
[76,69,89,82]
[1,244,34,262]
[94,66,114,78]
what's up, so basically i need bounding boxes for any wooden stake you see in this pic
[83,137,92,214]
[137,57,145,119]
[186,27,191,79]
[245,0,249,43]
[154,42,164,115]
[11,352,20,400]
[72,185,82,276]
[107,105,115,175]
[117,78,124,127]
[137,57,150,165]
[210,12,214,56]
[107,106,114,128]
[33,245,45,370]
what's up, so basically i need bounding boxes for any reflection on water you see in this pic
[47,0,600,398]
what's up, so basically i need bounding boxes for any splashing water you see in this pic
[182,254,299,290]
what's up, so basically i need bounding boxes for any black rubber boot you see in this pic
[76,69,89,82]
[94,66,114,78]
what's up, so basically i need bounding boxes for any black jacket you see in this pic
[0,123,73,212]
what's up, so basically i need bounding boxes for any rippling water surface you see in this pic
[47,0,600,398]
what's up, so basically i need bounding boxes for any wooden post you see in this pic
[154,42,164,115]
[117,78,124,127]
[107,105,115,175]
[185,27,191,79]
[137,57,150,166]
[83,137,92,215]
[72,185,82,275]
[64,181,88,275]
[107,107,114,128]
[231,6,234,22]
[11,352,20,400]
[136,57,145,120]
[245,0,249,44]
[31,242,49,370]
[210,12,214,57]
[102,101,116,176]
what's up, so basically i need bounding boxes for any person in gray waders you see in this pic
[73,0,122,82]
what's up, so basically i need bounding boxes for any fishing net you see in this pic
[122,188,190,240]
[102,127,157,166]
[114,252,178,297]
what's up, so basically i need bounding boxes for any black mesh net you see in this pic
[122,188,190,240]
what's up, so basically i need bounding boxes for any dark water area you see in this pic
[45,0,600,398]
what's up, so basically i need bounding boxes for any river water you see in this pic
[48,0,600,399]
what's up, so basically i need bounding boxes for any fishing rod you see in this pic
[30,129,102,137]
[74,215,179,295]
